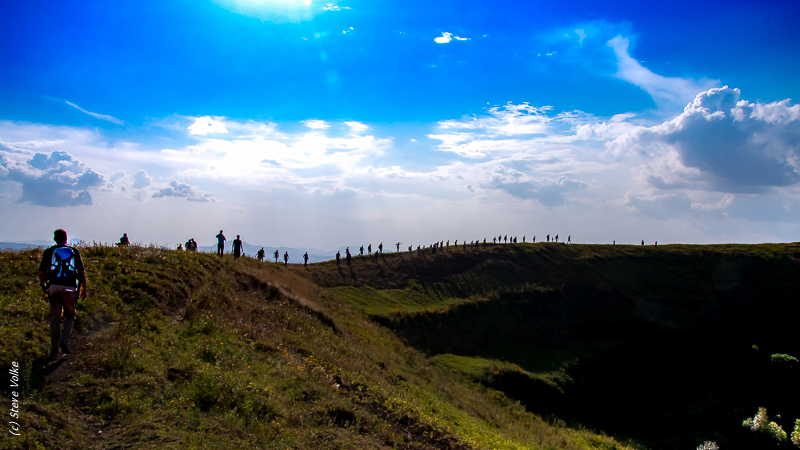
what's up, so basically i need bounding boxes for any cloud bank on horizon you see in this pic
[1,0,799,247]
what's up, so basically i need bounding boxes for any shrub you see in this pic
[696,442,719,450]
[770,353,799,364]
[743,407,787,442]
[791,418,800,446]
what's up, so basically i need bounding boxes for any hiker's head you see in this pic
[237,235,240,238]
[123,233,127,237]
[54,229,67,244]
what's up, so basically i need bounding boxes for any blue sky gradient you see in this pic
[2,0,799,249]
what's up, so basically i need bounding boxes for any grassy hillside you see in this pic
[0,244,635,450]
[301,242,800,449]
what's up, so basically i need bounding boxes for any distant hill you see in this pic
[0,241,47,251]
[300,242,800,450]
[4,242,799,450]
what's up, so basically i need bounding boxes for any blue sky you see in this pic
[2,0,800,250]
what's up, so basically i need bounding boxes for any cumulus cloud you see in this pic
[65,101,124,125]
[434,32,469,44]
[132,170,151,189]
[303,119,330,130]
[152,180,215,202]
[607,36,718,109]
[188,116,228,135]
[0,150,104,206]
[608,86,800,194]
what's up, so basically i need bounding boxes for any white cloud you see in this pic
[0,149,104,207]
[575,28,587,45]
[303,119,330,130]
[344,121,368,133]
[607,36,718,109]
[608,86,800,194]
[132,170,151,189]
[152,180,215,202]
[188,116,228,135]
[434,32,469,44]
[323,3,350,11]
[65,101,124,125]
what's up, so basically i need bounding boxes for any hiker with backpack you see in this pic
[37,229,87,362]
[283,252,289,266]
[119,233,130,247]
[257,247,265,262]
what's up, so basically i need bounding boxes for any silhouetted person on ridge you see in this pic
[641,240,644,246]
[378,242,383,254]
[336,251,341,265]
[504,235,507,243]
[359,245,364,256]
[546,234,550,242]
[555,234,559,243]
[368,244,372,255]
[523,236,525,243]
[303,252,309,267]
[232,235,243,260]
[216,230,226,256]
[257,247,265,262]
[283,251,289,266]
[274,249,279,263]
[533,236,535,243]
[346,247,352,265]
[396,242,402,252]
[408,245,412,253]
[454,239,458,247]
[493,237,497,244]
[38,229,87,362]
[177,244,183,251]
[568,235,571,244]
[655,241,657,247]
[446,240,449,249]
[119,233,130,247]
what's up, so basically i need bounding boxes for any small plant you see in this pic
[792,418,800,446]
[696,441,719,450]
[770,353,799,364]
[743,407,787,442]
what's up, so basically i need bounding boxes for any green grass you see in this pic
[300,242,800,449]
[327,279,475,316]
[1,244,637,450]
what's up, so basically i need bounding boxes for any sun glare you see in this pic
[212,0,314,22]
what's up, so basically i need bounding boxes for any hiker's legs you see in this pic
[48,294,62,356]
[47,287,77,356]
[60,290,77,347]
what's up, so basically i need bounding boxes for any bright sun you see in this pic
[212,0,314,22]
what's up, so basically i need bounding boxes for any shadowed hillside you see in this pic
[1,245,636,450]
[301,242,800,449]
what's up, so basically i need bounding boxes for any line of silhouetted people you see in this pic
[116,230,662,268]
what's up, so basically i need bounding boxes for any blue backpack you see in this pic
[48,247,79,287]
